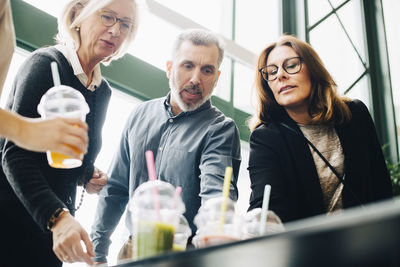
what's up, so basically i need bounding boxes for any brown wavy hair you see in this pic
[248,35,351,131]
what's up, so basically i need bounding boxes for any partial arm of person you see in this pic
[91,120,132,263]
[0,108,88,158]
[0,0,15,93]
[248,125,292,222]
[199,119,241,203]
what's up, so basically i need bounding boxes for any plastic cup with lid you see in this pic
[243,208,285,239]
[129,180,185,260]
[37,85,89,168]
[193,196,243,248]
[173,214,192,252]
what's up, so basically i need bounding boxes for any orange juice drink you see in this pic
[198,234,239,247]
[47,146,82,168]
[37,85,89,169]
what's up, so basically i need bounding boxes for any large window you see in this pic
[233,0,281,113]
[235,0,281,55]
[153,0,233,39]
[307,0,370,106]
[23,0,69,16]
[306,0,398,159]
[382,0,400,157]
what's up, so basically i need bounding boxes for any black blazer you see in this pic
[248,100,393,223]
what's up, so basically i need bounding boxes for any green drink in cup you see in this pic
[130,180,185,260]
[136,221,175,258]
[173,215,192,252]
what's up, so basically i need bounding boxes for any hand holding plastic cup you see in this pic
[243,184,284,238]
[193,196,243,248]
[193,166,243,248]
[37,62,89,168]
[243,208,285,238]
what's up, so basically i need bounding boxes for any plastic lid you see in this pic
[37,85,89,117]
[129,180,186,214]
[194,196,236,228]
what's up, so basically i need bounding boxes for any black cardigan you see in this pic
[0,47,111,232]
[248,100,393,223]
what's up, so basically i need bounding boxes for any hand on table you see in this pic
[52,212,94,265]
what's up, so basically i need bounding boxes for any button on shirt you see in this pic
[91,95,241,262]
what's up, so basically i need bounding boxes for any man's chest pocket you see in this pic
[158,148,199,188]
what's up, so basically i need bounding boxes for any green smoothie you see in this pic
[135,221,175,260]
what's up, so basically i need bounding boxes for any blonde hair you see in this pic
[56,0,138,65]
[248,35,351,131]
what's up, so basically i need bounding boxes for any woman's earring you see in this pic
[75,26,80,32]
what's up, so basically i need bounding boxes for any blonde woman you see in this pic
[0,0,138,265]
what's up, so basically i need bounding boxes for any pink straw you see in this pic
[174,186,182,209]
[175,186,182,196]
[145,150,161,220]
[145,150,157,181]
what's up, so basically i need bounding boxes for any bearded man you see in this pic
[90,28,241,264]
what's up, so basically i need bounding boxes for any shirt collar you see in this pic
[55,44,102,91]
[164,92,212,118]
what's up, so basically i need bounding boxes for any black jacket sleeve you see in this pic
[248,124,294,222]
[352,100,393,201]
[1,51,67,232]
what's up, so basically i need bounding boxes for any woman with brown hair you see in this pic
[248,35,392,223]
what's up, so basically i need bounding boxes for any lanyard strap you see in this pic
[281,123,345,184]
[279,122,363,207]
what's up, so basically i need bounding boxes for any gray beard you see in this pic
[169,79,211,112]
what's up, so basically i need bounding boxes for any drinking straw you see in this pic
[50,62,66,114]
[219,166,233,233]
[50,62,61,86]
[145,150,157,181]
[259,184,271,235]
[174,186,182,209]
[145,150,161,220]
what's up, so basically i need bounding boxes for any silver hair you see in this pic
[56,0,138,65]
[171,28,225,67]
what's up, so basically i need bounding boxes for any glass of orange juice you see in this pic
[37,85,89,169]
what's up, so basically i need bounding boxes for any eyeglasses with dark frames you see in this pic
[259,56,303,82]
[98,10,135,34]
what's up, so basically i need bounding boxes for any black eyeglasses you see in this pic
[98,11,135,34]
[259,56,303,81]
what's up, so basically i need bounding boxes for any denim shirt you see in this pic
[91,95,241,262]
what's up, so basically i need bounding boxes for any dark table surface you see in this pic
[113,198,400,267]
